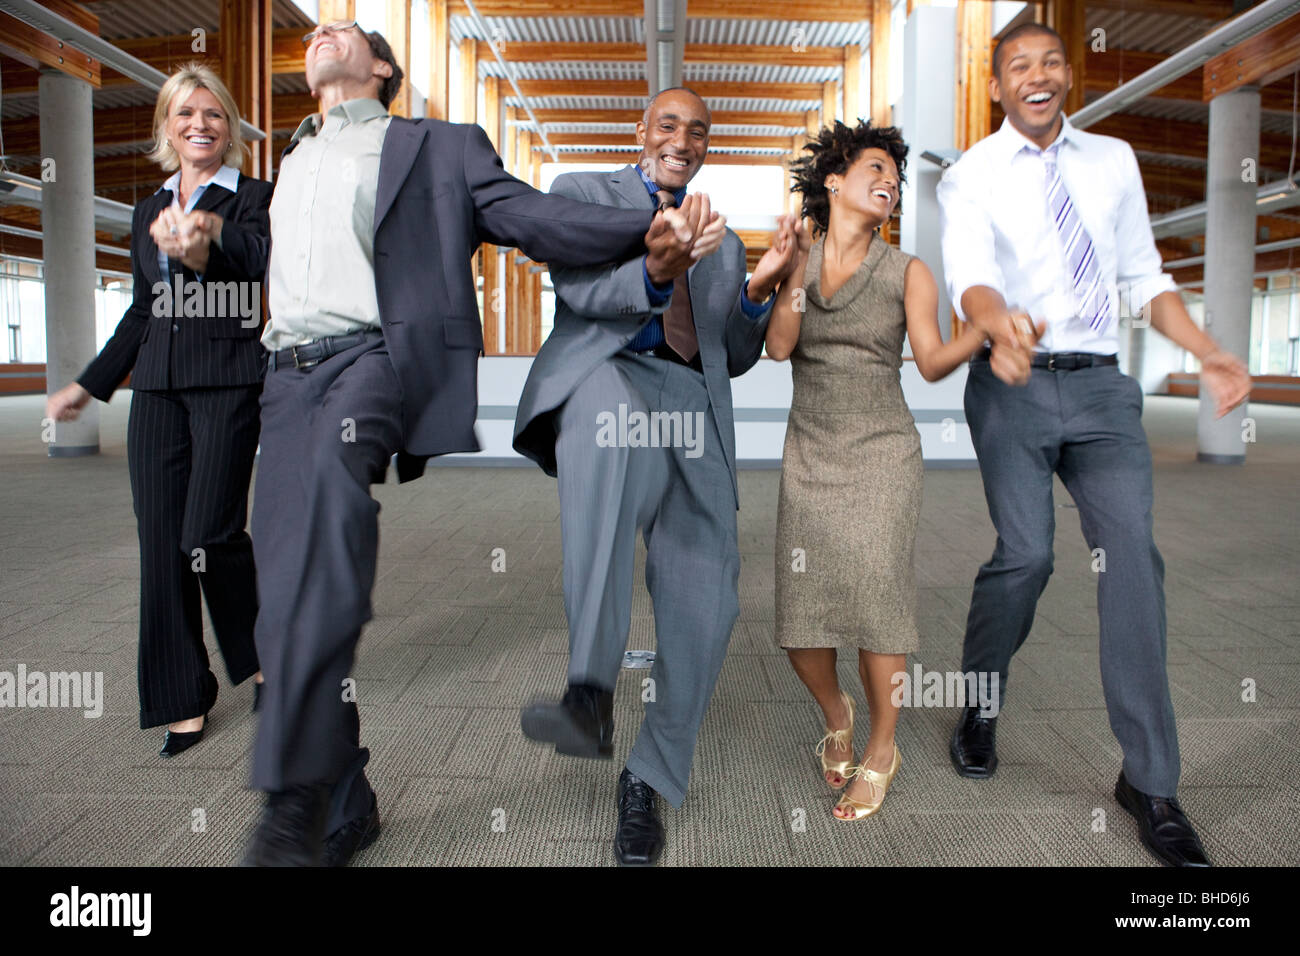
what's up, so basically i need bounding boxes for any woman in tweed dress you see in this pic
[766,121,985,820]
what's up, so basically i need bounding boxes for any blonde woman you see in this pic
[46,64,271,757]
[767,121,985,819]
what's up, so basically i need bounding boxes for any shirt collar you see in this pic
[635,163,687,207]
[291,97,389,143]
[995,114,1078,160]
[155,163,240,199]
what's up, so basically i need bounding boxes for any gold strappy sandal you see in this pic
[814,692,855,790]
[834,744,901,821]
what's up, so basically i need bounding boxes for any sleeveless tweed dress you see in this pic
[774,234,922,653]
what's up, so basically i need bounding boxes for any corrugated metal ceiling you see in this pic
[503,95,818,111]
[1085,8,1218,55]
[452,16,869,47]
[89,0,315,40]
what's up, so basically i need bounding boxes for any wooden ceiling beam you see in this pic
[1203,12,1300,100]
[505,79,825,100]
[450,0,871,18]
[541,150,783,166]
[1084,47,1297,111]
[538,133,795,148]
[478,41,844,67]
[523,108,806,126]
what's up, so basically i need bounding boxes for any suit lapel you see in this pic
[192,181,233,215]
[610,165,656,210]
[375,118,430,231]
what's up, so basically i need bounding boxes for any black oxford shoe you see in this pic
[240,784,331,867]
[614,768,664,866]
[950,705,998,778]
[322,792,381,867]
[1114,772,1211,868]
[521,683,614,758]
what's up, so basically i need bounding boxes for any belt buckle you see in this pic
[1047,353,1056,372]
[291,344,319,369]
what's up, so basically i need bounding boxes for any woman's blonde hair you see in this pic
[147,62,248,172]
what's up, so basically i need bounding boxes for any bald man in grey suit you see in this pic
[514,88,798,865]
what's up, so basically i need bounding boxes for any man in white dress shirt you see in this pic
[937,22,1250,868]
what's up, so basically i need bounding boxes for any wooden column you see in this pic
[529,144,543,353]
[804,108,820,139]
[317,0,353,21]
[482,244,500,353]
[459,36,478,123]
[220,0,272,180]
[870,0,891,126]
[956,0,992,150]
[480,76,501,353]
[821,80,838,128]
[1046,0,1087,116]
[483,75,501,148]
[843,44,861,124]
[428,0,449,121]
[385,0,412,117]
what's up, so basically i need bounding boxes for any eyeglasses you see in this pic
[302,20,357,48]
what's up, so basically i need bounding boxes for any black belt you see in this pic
[973,347,1118,371]
[627,342,704,373]
[268,329,383,371]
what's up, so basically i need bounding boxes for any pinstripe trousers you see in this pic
[127,386,262,728]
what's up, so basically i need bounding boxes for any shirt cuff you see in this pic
[643,258,673,306]
[740,279,775,320]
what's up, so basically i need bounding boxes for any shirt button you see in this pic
[172,324,179,332]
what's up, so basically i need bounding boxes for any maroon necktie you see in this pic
[654,190,699,363]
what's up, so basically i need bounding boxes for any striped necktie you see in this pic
[1042,144,1111,334]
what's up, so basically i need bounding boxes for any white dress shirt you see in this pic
[156,163,240,278]
[937,116,1175,354]
[263,98,392,351]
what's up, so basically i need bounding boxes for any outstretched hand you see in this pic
[1200,349,1251,418]
[748,214,801,302]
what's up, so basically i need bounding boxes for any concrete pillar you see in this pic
[1197,86,1259,464]
[900,5,957,342]
[39,69,99,457]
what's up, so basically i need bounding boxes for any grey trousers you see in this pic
[250,335,400,833]
[554,353,740,808]
[962,358,1180,796]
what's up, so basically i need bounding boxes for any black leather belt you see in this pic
[627,342,704,373]
[268,329,383,371]
[973,347,1118,371]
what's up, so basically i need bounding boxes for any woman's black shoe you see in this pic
[160,714,208,758]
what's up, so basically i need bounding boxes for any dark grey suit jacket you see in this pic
[512,164,770,507]
[286,118,654,482]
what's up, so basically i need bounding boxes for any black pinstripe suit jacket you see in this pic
[78,174,273,399]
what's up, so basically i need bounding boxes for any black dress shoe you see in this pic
[322,792,381,867]
[240,784,331,867]
[614,767,664,866]
[159,714,208,758]
[950,705,998,778]
[520,683,614,758]
[1114,771,1211,868]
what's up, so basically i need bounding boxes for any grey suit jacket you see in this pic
[513,165,770,507]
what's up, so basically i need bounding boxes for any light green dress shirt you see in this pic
[262,97,393,351]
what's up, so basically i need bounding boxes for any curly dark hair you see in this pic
[789,120,908,234]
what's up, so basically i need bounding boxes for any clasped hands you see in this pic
[643,193,805,301]
[984,310,1047,386]
[149,206,223,273]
